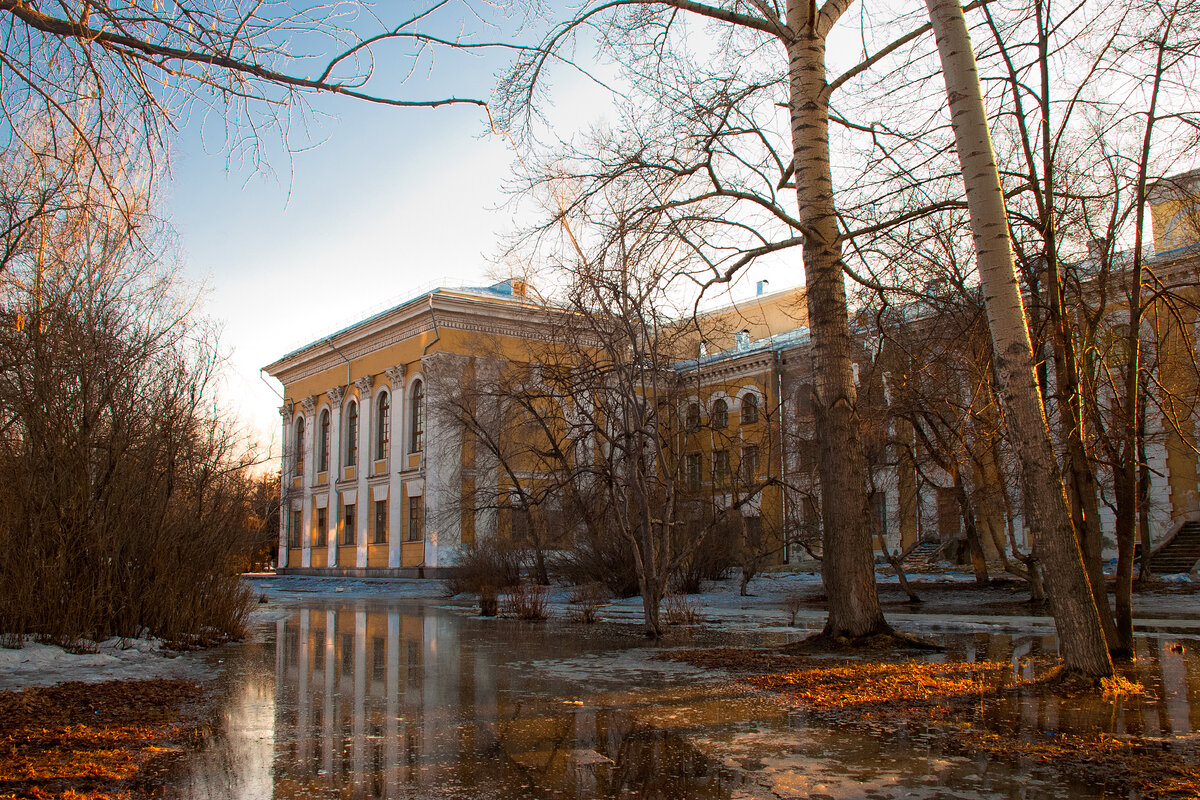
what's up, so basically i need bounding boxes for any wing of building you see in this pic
[265,183,1200,577]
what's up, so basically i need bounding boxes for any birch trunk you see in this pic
[784,2,889,639]
[925,0,1113,677]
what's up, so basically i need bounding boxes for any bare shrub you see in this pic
[0,140,257,648]
[568,583,608,623]
[444,540,524,600]
[503,584,549,620]
[672,520,737,594]
[552,536,642,598]
[663,593,703,626]
[782,591,805,626]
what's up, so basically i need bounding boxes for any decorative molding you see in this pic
[279,401,293,419]
[300,395,317,415]
[326,385,345,405]
[385,365,407,388]
[355,375,375,394]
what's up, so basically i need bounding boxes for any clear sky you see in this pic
[163,12,822,462]
[167,95,518,458]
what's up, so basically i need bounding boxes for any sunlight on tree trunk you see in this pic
[925,0,1112,678]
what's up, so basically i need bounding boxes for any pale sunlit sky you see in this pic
[163,13,846,462]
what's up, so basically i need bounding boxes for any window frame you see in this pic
[317,409,330,473]
[343,503,356,546]
[374,499,388,544]
[345,400,359,467]
[375,390,390,460]
[711,398,728,429]
[409,380,425,453]
[741,393,759,424]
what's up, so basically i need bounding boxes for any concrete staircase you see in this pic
[1150,519,1200,574]
[899,538,947,573]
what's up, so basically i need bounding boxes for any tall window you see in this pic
[288,510,301,549]
[741,394,758,424]
[318,410,330,473]
[713,449,730,489]
[407,496,423,541]
[376,391,390,460]
[410,380,425,453]
[686,402,700,430]
[374,500,388,544]
[711,398,728,428]
[315,507,328,548]
[345,400,358,467]
[741,445,759,484]
[686,453,702,492]
[293,417,305,477]
[343,503,356,545]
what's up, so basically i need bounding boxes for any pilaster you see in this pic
[385,365,406,568]
[355,375,374,567]
[300,396,317,567]
[278,402,291,569]
[326,386,345,566]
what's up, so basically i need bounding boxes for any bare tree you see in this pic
[0,128,260,645]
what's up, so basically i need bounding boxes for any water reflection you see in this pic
[172,601,1200,800]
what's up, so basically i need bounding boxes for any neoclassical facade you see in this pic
[268,179,1200,576]
[266,281,556,576]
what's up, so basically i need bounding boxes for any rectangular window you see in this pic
[315,507,328,548]
[288,510,301,549]
[686,453,702,492]
[870,491,888,538]
[407,496,424,542]
[374,499,388,544]
[713,450,730,489]
[741,445,759,484]
[343,503,356,546]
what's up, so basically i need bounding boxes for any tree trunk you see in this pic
[954,465,989,584]
[784,14,889,640]
[926,0,1112,678]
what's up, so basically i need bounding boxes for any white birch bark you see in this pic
[925,0,1112,677]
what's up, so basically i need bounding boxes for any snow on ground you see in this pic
[0,637,215,692]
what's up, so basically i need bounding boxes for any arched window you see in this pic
[741,394,758,424]
[293,416,305,477]
[345,400,359,467]
[686,402,700,430]
[410,380,425,453]
[317,409,330,473]
[376,391,390,460]
[711,398,728,428]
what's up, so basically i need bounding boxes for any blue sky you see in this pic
[162,9,817,459]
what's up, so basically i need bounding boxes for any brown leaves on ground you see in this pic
[0,679,210,799]
[664,647,1200,799]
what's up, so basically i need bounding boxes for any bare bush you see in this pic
[444,540,524,597]
[503,584,549,621]
[663,594,703,626]
[0,140,257,648]
[782,591,805,627]
[568,583,608,623]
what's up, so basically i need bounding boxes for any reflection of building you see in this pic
[268,179,1200,576]
[265,603,734,799]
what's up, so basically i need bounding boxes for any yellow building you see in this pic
[267,174,1200,577]
[265,280,552,575]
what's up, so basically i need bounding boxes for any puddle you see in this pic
[168,599,1200,799]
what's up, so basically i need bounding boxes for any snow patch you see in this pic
[0,638,211,691]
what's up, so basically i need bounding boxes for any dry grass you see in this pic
[663,593,703,625]
[568,583,607,623]
[502,584,549,620]
[664,647,1200,798]
[0,679,211,799]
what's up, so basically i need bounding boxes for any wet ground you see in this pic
[166,592,1200,800]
